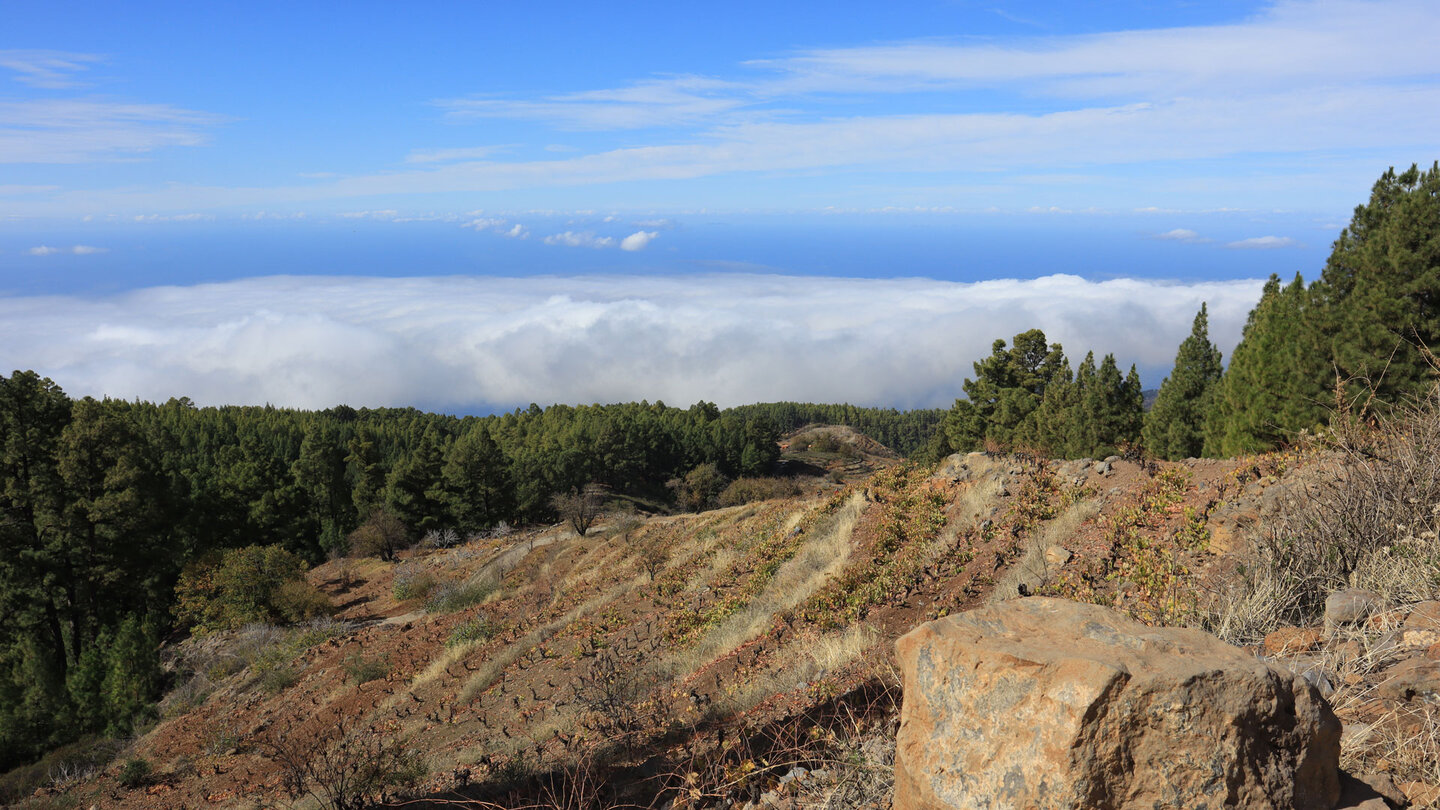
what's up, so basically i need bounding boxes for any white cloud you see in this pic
[1155,228,1210,243]
[0,273,1266,411]
[1227,235,1298,249]
[543,231,615,248]
[462,217,506,230]
[759,1,1440,97]
[28,244,107,255]
[133,213,215,222]
[337,209,400,220]
[404,145,505,163]
[0,50,101,89]
[502,224,529,239]
[0,184,61,195]
[619,230,658,251]
[439,76,746,130]
[0,99,222,164]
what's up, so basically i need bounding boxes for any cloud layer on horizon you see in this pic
[0,274,1266,412]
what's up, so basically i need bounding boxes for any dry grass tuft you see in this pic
[660,495,865,681]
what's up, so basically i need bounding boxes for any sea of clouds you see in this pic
[0,273,1267,412]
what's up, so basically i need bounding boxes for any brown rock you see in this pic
[1350,772,1408,808]
[894,598,1341,810]
[1400,781,1440,807]
[1403,601,1440,630]
[1401,629,1440,649]
[1208,523,1240,555]
[1265,626,1325,656]
[1427,642,1440,661]
[1376,658,1440,701]
[1327,589,1384,629]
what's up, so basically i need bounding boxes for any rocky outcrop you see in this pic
[894,598,1342,810]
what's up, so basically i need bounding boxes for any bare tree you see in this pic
[255,713,425,810]
[551,483,606,537]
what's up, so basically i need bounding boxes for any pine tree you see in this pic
[1204,276,1328,456]
[944,329,1067,451]
[1316,162,1440,409]
[1144,304,1223,460]
[441,425,514,532]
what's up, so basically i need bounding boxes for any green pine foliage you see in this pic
[1144,304,1224,460]
[1203,276,1329,456]
[1202,162,1438,455]
[940,331,1143,459]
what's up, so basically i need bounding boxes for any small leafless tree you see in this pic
[254,713,425,810]
[551,483,606,537]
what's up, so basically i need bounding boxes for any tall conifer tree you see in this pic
[1144,303,1223,460]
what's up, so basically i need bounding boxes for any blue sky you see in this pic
[1,1,1437,411]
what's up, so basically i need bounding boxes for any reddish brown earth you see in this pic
[35,441,1431,810]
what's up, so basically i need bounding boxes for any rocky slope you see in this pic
[20,438,1440,810]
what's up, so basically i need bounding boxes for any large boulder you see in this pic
[894,598,1341,810]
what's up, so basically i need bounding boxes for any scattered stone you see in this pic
[1043,545,1072,566]
[1264,626,1325,656]
[1404,601,1440,630]
[1327,589,1385,629]
[1400,781,1440,807]
[1376,658,1440,701]
[894,598,1341,810]
[1333,640,1365,666]
[1353,772,1408,808]
[1400,629,1440,649]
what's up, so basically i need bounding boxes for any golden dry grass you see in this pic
[989,497,1101,606]
[658,494,865,681]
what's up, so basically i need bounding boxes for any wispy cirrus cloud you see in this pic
[404,145,507,164]
[0,50,102,89]
[0,98,223,163]
[439,76,747,130]
[0,274,1266,411]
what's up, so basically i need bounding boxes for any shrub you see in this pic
[1202,389,1440,643]
[667,463,729,512]
[717,476,803,507]
[348,509,410,561]
[258,663,299,694]
[343,653,390,685]
[420,528,461,549]
[174,545,314,634]
[447,613,498,647]
[117,757,150,788]
[392,563,438,602]
[272,580,334,623]
[425,580,493,614]
[256,714,425,810]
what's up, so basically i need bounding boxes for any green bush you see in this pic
[117,757,150,788]
[447,614,498,647]
[717,476,804,507]
[257,663,299,694]
[174,545,315,634]
[271,580,334,623]
[425,580,493,614]
[343,653,390,685]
